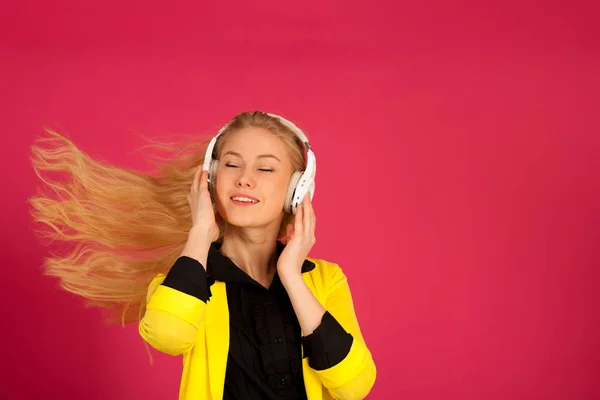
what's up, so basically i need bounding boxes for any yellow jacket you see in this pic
[139,257,376,399]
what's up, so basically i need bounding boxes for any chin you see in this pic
[218,204,284,231]
[224,212,261,228]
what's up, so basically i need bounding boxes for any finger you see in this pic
[294,198,303,236]
[192,165,202,192]
[199,169,208,190]
[309,196,315,239]
[303,195,310,238]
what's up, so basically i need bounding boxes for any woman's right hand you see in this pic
[186,165,220,244]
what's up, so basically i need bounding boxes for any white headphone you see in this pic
[202,113,316,215]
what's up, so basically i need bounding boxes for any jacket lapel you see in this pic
[205,281,230,400]
[301,270,325,400]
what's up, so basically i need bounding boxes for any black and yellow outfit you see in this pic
[139,241,376,399]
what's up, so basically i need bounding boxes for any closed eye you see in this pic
[226,163,273,172]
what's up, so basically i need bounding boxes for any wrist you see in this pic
[278,268,303,286]
[180,228,213,267]
[188,226,214,247]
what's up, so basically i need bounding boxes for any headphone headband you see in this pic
[203,113,312,171]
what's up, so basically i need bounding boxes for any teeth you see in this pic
[232,197,258,203]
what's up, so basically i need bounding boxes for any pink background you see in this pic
[2,1,599,399]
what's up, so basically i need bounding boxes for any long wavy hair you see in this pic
[28,111,307,325]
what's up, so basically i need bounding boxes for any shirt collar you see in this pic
[206,240,316,284]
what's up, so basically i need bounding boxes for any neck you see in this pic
[220,226,281,286]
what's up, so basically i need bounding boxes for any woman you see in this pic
[30,111,376,399]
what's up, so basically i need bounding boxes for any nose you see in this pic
[236,167,256,188]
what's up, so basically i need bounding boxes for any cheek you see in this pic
[214,171,233,207]
[267,176,290,205]
[215,165,235,189]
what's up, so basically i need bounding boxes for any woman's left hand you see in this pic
[277,194,316,278]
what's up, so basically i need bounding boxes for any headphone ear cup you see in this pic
[284,171,303,214]
[208,159,219,203]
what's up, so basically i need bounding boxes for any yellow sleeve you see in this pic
[316,264,377,400]
[138,273,207,356]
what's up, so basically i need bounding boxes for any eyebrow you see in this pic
[222,151,281,163]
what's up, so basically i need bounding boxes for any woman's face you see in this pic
[215,127,294,230]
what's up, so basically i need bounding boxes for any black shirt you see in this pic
[161,241,354,399]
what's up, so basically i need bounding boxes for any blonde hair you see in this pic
[28,111,307,325]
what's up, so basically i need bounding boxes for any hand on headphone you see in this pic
[277,194,316,279]
[187,165,220,244]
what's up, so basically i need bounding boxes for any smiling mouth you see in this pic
[231,196,259,205]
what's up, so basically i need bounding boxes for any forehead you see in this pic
[220,127,288,158]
